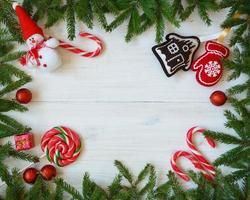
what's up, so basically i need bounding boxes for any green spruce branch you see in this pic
[220,0,250,46]
[18,0,221,42]
[173,0,219,25]
[0,0,249,199]
[0,143,39,163]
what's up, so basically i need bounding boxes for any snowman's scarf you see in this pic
[20,41,47,67]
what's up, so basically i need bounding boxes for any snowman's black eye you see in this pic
[39,55,42,59]
[43,64,47,67]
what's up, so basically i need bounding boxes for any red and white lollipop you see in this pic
[41,126,81,167]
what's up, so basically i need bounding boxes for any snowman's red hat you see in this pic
[13,3,44,40]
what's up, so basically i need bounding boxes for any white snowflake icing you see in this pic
[204,61,221,77]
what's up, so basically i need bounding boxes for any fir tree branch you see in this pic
[54,184,63,200]
[0,113,31,135]
[225,169,250,182]
[5,168,25,200]
[0,123,17,138]
[204,130,246,145]
[172,0,218,25]
[242,176,250,199]
[91,0,108,30]
[0,143,39,163]
[167,171,187,199]
[0,51,25,63]
[0,76,31,97]
[0,162,11,186]
[155,181,171,199]
[214,170,244,200]
[75,0,93,29]
[139,165,156,198]
[0,99,28,112]
[82,172,107,199]
[45,7,65,28]
[224,110,249,140]
[107,7,133,32]
[135,163,151,185]
[108,174,122,198]
[114,160,133,185]
[0,0,22,41]
[25,175,52,200]
[214,146,250,166]
[6,147,39,163]
[65,0,76,41]
[186,171,214,199]
[54,178,84,200]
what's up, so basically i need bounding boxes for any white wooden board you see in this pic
[1,7,244,194]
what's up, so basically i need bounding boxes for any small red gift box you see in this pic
[14,133,34,151]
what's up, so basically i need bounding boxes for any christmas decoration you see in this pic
[152,33,200,77]
[14,133,34,151]
[171,127,216,181]
[40,165,57,181]
[171,150,214,181]
[16,88,32,104]
[191,41,230,86]
[0,1,249,199]
[59,32,103,57]
[23,167,38,184]
[210,90,227,106]
[13,3,103,73]
[13,3,62,72]
[186,127,216,177]
[41,126,81,167]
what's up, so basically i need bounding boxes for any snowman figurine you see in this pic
[13,3,61,72]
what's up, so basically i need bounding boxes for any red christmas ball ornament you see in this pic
[16,88,32,104]
[23,167,38,184]
[40,165,57,181]
[210,91,227,106]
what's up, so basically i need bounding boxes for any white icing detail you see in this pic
[168,35,200,70]
[167,43,179,54]
[204,61,221,77]
[182,45,189,52]
[198,70,222,86]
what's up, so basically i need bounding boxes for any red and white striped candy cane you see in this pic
[171,151,214,181]
[59,32,103,57]
[186,126,216,177]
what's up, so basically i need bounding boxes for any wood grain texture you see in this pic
[1,8,244,193]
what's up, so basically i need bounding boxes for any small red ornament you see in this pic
[16,88,32,104]
[191,41,230,87]
[40,165,57,181]
[210,91,227,106]
[23,167,38,184]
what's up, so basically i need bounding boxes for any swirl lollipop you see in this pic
[41,126,81,167]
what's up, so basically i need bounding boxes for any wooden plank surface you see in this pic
[1,8,243,193]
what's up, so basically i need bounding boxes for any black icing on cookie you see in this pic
[152,33,200,77]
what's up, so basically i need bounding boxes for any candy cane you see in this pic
[59,32,103,57]
[171,151,214,181]
[186,127,216,177]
